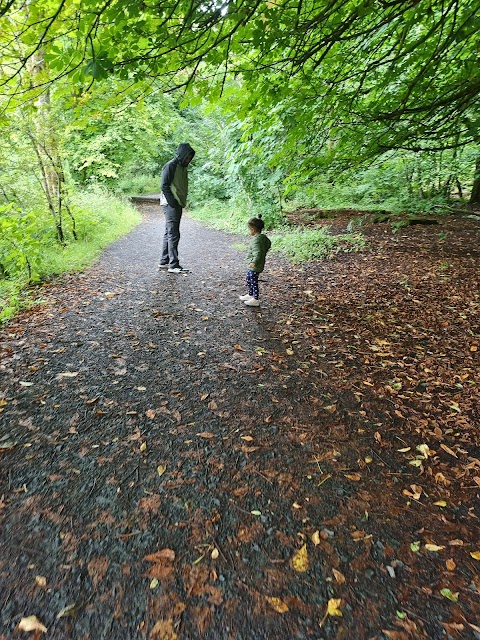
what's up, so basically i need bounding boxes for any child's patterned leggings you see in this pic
[246,270,260,299]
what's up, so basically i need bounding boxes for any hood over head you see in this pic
[176,143,195,164]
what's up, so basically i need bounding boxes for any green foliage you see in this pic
[0,191,140,322]
[271,227,366,263]
[188,200,249,235]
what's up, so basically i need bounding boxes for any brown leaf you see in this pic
[87,556,109,588]
[440,444,457,458]
[196,432,215,439]
[144,549,176,563]
[332,568,346,583]
[149,619,177,640]
[138,495,161,513]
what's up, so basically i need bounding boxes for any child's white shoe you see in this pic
[244,298,260,307]
[239,294,252,301]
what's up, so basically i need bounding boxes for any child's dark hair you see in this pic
[248,214,265,232]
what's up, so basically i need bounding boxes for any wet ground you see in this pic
[0,205,479,639]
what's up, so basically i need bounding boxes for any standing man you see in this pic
[159,142,195,274]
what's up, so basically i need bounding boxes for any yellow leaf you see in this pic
[327,598,343,617]
[35,575,47,587]
[311,530,321,546]
[241,435,254,441]
[286,349,294,355]
[157,465,167,477]
[251,510,262,516]
[292,544,309,572]
[233,344,245,351]
[344,473,361,481]
[425,544,445,552]
[150,578,159,589]
[140,442,147,452]
[211,548,219,559]
[18,616,48,633]
[434,500,447,507]
[397,447,411,452]
[470,551,480,560]
[266,596,289,613]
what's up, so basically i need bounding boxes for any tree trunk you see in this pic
[27,48,67,244]
[470,155,480,205]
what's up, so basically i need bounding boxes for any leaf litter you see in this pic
[0,205,478,638]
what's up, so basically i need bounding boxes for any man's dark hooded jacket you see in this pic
[160,143,195,209]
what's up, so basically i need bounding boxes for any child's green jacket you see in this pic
[247,233,271,272]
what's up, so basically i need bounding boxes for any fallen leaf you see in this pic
[35,576,47,588]
[18,616,48,633]
[233,344,245,351]
[211,548,219,560]
[446,558,456,571]
[144,549,176,563]
[434,500,447,507]
[240,435,254,441]
[196,432,215,439]
[250,510,262,516]
[440,587,459,602]
[157,465,167,477]
[311,530,321,546]
[145,409,156,419]
[327,598,343,616]
[440,444,457,458]
[140,442,147,452]
[266,596,289,613]
[150,578,159,589]
[319,598,343,627]
[292,544,309,572]
[56,372,79,378]
[332,569,346,584]
[425,544,445,552]
[417,444,431,458]
[470,551,480,560]
[344,473,361,481]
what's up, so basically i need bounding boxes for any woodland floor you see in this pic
[0,203,479,640]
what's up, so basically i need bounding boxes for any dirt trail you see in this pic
[0,205,479,639]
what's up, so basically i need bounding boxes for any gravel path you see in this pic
[1,205,479,639]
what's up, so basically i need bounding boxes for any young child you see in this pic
[239,214,271,307]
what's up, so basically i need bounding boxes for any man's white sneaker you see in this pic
[244,298,260,307]
[168,267,189,274]
[239,294,253,301]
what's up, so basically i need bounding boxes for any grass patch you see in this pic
[271,226,366,263]
[0,192,141,323]
[190,200,366,264]
[189,200,253,234]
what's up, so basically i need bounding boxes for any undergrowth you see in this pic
[0,192,141,323]
[190,201,366,262]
